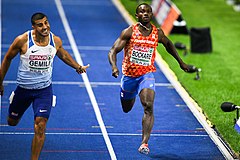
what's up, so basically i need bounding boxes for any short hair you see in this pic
[136,3,152,14]
[31,13,47,25]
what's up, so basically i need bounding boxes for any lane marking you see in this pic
[54,0,116,159]
[42,150,108,153]
[0,132,208,137]
[3,80,172,87]
[111,0,234,159]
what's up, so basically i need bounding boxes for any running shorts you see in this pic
[120,72,155,100]
[8,84,53,120]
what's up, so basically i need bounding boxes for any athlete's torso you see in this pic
[16,30,57,89]
[122,23,158,77]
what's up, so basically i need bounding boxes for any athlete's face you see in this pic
[32,17,50,37]
[136,5,153,24]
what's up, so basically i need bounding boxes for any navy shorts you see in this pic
[8,84,53,120]
[120,72,155,100]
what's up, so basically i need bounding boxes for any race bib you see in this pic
[28,54,53,73]
[130,46,153,66]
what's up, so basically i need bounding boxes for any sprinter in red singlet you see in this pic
[108,3,189,155]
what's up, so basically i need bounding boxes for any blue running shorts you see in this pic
[8,84,53,120]
[120,72,155,100]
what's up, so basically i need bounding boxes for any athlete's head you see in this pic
[135,3,153,24]
[31,13,48,25]
[31,13,50,37]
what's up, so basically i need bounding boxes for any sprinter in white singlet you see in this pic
[0,13,89,160]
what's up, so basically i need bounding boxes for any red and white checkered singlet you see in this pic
[122,23,158,77]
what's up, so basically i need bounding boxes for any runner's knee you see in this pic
[142,101,153,114]
[34,118,47,137]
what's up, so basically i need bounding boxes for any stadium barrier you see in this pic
[151,0,188,35]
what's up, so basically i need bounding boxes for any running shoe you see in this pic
[138,143,150,155]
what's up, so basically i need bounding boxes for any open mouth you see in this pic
[42,29,49,35]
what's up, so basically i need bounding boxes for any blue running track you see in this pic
[0,0,230,159]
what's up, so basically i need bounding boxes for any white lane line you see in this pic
[111,0,235,159]
[0,132,208,137]
[54,0,116,159]
[3,80,172,87]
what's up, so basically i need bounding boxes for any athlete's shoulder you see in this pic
[157,28,165,38]
[52,33,62,49]
[120,25,133,40]
[52,33,61,42]
[12,31,28,48]
[124,25,133,33]
[17,31,28,41]
[149,23,159,32]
